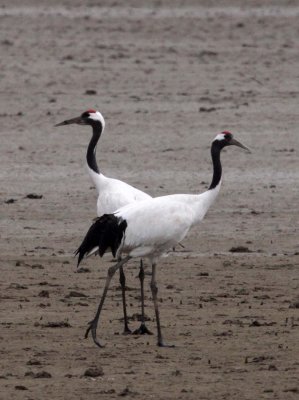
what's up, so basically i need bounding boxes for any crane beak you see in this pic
[230,138,251,153]
[55,116,84,127]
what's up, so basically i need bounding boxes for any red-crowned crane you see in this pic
[76,131,251,348]
[55,109,152,335]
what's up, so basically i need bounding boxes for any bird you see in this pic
[55,109,152,335]
[75,131,251,348]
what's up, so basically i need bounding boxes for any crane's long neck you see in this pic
[86,122,103,174]
[191,142,223,225]
[209,143,222,190]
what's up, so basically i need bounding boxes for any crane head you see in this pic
[213,131,251,153]
[55,109,105,129]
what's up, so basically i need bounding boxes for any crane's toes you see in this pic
[85,319,104,348]
[122,326,132,335]
[92,336,105,348]
[84,323,92,339]
[133,323,153,335]
[157,341,175,348]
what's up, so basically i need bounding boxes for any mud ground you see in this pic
[1,1,299,399]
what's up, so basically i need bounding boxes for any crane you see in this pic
[55,109,152,335]
[76,131,251,347]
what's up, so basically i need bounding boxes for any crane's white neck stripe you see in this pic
[214,133,225,141]
[89,111,105,130]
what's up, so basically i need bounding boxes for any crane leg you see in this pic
[119,266,132,334]
[85,256,131,348]
[150,263,174,348]
[133,259,153,335]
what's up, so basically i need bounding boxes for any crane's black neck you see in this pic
[208,141,223,190]
[86,121,103,174]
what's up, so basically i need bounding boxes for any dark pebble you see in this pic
[85,89,97,95]
[84,367,104,377]
[229,246,251,253]
[25,193,43,199]
[15,385,28,390]
[38,290,49,298]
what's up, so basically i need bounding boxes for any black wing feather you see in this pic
[75,214,127,267]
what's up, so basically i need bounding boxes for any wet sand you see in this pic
[1,1,299,399]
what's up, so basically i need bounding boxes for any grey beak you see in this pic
[55,116,83,127]
[230,138,251,153]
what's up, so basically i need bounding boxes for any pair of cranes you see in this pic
[56,109,250,348]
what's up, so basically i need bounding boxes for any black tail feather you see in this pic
[75,214,127,267]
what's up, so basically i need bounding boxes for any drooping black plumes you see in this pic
[75,214,127,267]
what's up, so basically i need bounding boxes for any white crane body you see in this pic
[113,184,221,260]
[75,131,251,348]
[56,109,153,335]
[87,169,151,215]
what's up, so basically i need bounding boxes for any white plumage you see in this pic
[116,187,222,260]
[90,171,151,215]
[56,109,151,213]
[56,109,152,335]
[116,198,197,259]
[76,130,251,348]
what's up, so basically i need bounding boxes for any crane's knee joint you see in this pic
[139,265,145,281]
[108,265,117,278]
[119,268,126,286]
[150,281,158,296]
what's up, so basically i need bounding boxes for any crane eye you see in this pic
[81,112,90,119]
[224,133,232,141]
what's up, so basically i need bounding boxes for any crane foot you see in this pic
[157,341,175,348]
[133,323,153,335]
[85,319,104,348]
[122,326,132,335]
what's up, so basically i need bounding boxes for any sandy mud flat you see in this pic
[1,1,298,399]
